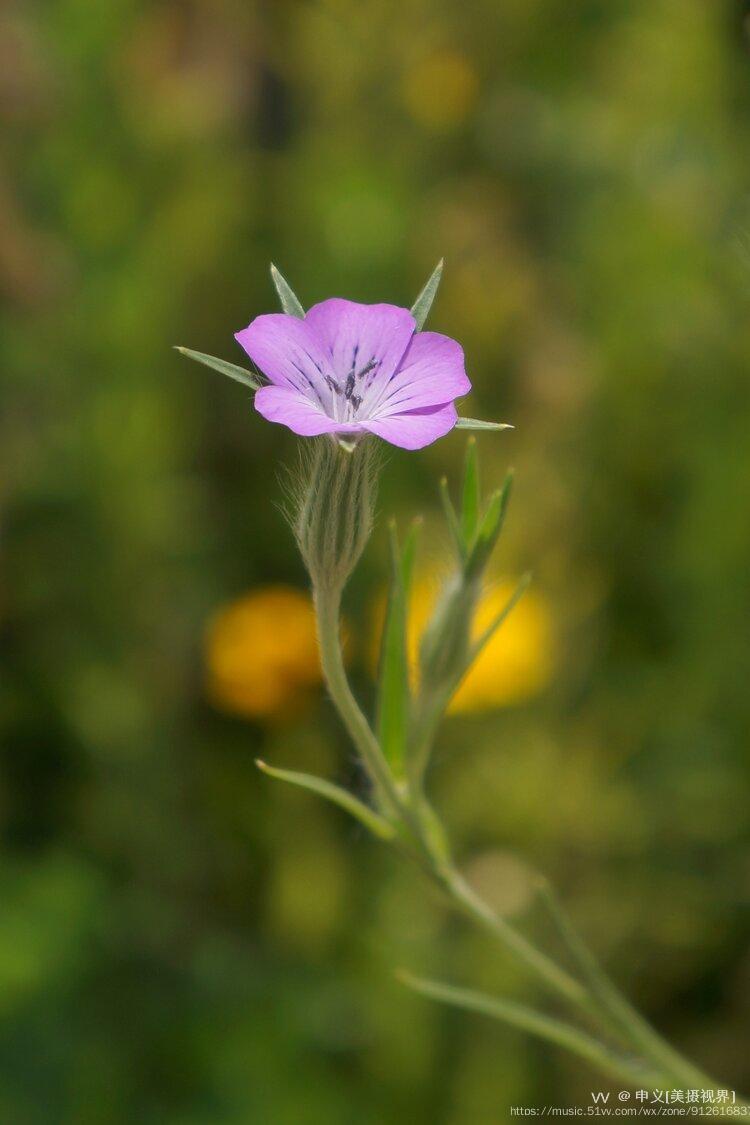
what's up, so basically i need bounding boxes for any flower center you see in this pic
[324,349,382,423]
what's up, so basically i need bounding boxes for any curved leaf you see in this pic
[256,760,395,840]
[175,347,261,390]
[397,972,657,1087]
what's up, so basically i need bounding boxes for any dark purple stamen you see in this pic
[357,358,377,380]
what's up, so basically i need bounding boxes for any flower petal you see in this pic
[361,402,458,450]
[304,300,416,400]
[254,385,354,437]
[368,332,471,416]
[235,314,335,413]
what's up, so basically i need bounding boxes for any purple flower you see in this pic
[235,299,471,450]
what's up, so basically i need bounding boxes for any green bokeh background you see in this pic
[2,1,750,1120]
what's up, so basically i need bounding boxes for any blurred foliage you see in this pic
[2,0,750,1120]
[368,575,554,712]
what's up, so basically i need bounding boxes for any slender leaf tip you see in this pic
[255,758,397,839]
[269,262,306,318]
[411,259,445,329]
[455,419,514,432]
[175,346,261,390]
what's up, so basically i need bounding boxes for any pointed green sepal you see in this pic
[376,519,420,773]
[461,438,481,551]
[175,347,261,390]
[256,760,396,840]
[410,259,443,330]
[464,470,514,581]
[455,418,514,432]
[270,263,305,318]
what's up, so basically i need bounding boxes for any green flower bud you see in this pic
[418,572,481,692]
[290,438,378,594]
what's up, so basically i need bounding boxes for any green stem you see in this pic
[408,696,446,792]
[311,574,741,1098]
[415,824,739,1092]
[426,860,743,1093]
[536,878,717,1089]
[313,582,403,820]
[435,863,591,1011]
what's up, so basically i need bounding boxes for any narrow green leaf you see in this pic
[455,418,514,432]
[376,522,412,773]
[397,972,657,1087]
[270,263,305,318]
[410,259,443,330]
[175,347,261,390]
[399,517,421,593]
[461,438,481,550]
[465,469,514,581]
[416,577,478,738]
[439,477,464,560]
[256,760,395,840]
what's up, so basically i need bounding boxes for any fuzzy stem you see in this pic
[313,582,403,820]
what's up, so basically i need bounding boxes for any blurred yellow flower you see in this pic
[205,586,321,721]
[374,578,554,714]
[402,50,479,131]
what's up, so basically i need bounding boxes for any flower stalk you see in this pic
[265,430,743,1098]
[313,580,402,819]
[211,264,746,1101]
